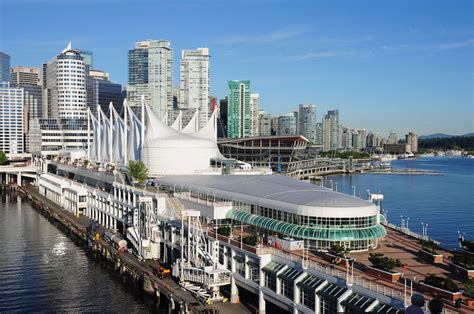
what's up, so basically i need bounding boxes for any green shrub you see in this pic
[242,235,258,246]
[217,226,231,237]
[419,239,440,254]
[452,252,474,269]
[461,240,474,253]
[368,253,402,272]
[329,243,350,258]
[424,274,459,292]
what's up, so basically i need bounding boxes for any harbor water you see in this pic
[325,157,474,248]
[0,192,159,313]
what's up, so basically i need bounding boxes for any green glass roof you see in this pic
[380,214,387,224]
[296,275,326,292]
[371,303,405,314]
[233,254,245,263]
[341,293,375,311]
[277,267,303,282]
[262,261,286,275]
[226,210,387,241]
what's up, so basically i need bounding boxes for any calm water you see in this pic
[325,157,474,248]
[0,193,157,313]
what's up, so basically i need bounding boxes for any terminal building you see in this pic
[34,97,404,313]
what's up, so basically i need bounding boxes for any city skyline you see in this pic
[0,0,472,136]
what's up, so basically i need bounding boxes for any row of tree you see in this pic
[418,136,474,151]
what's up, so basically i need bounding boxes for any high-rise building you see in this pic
[43,42,87,120]
[180,48,210,128]
[250,93,260,137]
[278,113,297,136]
[271,116,279,135]
[298,104,317,143]
[258,110,271,136]
[366,132,382,148]
[227,80,250,138]
[0,82,24,154]
[315,122,323,145]
[10,66,40,86]
[406,132,418,153]
[127,40,173,120]
[10,66,43,151]
[0,51,10,82]
[341,127,354,149]
[387,131,398,144]
[78,50,93,68]
[322,110,340,151]
[217,98,228,138]
[87,69,123,115]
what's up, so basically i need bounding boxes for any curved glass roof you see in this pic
[226,210,386,241]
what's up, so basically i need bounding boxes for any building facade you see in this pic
[405,132,418,153]
[227,80,250,138]
[0,82,24,154]
[278,112,297,136]
[0,51,10,83]
[250,93,260,137]
[43,42,87,120]
[298,104,317,143]
[258,110,271,136]
[127,40,173,120]
[322,110,340,152]
[179,48,210,128]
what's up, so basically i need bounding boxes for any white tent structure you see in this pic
[87,96,222,176]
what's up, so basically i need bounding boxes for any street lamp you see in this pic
[352,185,356,197]
[329,180,334,190]
[406,217,410,230]
[335,182,338,192]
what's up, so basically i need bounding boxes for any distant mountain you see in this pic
[419,133,453,140]
[419,133,474,140]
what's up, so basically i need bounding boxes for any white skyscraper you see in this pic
[250,93,260,136]
[180,48,210,128]
[0,82,24,154]
[128,40,174,120]
[43,42,87,119]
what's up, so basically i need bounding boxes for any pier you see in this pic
[17,184,250,314]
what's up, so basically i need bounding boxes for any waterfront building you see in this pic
[10,66,43,152]
[0,51,10,82]
[127,40,173,120]
[322,110,340,152]
[250,93,260,137]
[366,132,382,148]
[387,131,398,144]
[278,112,297,136]
[227,80,250,138]
[258,110,271,136]
[218,135,308,171]
[179,48,210,128]
[43,42,87,120]
[356,129,367,150]
[0,82,24,154]
[406,132,418,153]
[298,104,317,143]
[29,118,89,157]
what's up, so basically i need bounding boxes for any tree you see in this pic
[368,253,403,272]
[424,274,459,292]
[0,150,7,165]
[329,243,350,258]
[128,160,148,184]
[419,239,440,254]
[217,226,231,237]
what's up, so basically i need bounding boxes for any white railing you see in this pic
[384,222,440,245]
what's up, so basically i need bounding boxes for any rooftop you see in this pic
[155,175,377,217]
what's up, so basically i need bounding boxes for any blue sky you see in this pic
[1,0,473,136]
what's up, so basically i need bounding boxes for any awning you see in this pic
[371,302,405,314]
[277,267,303,282]
[316,283,347,301]
[297,275,325,292]
[262,261,286,275]
[226,209,386,241]
[341,293,375,312]
[246,259,259,268]
[233,254,245,263]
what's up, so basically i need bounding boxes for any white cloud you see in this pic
[382,39,474,52]
[216,26,309,45]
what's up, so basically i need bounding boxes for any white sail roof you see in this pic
[181,110,199,133]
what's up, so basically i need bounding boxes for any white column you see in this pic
[17,172,22,186]
[230,276,239,303]
[123,100,128,166]
[258,288,266,314]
